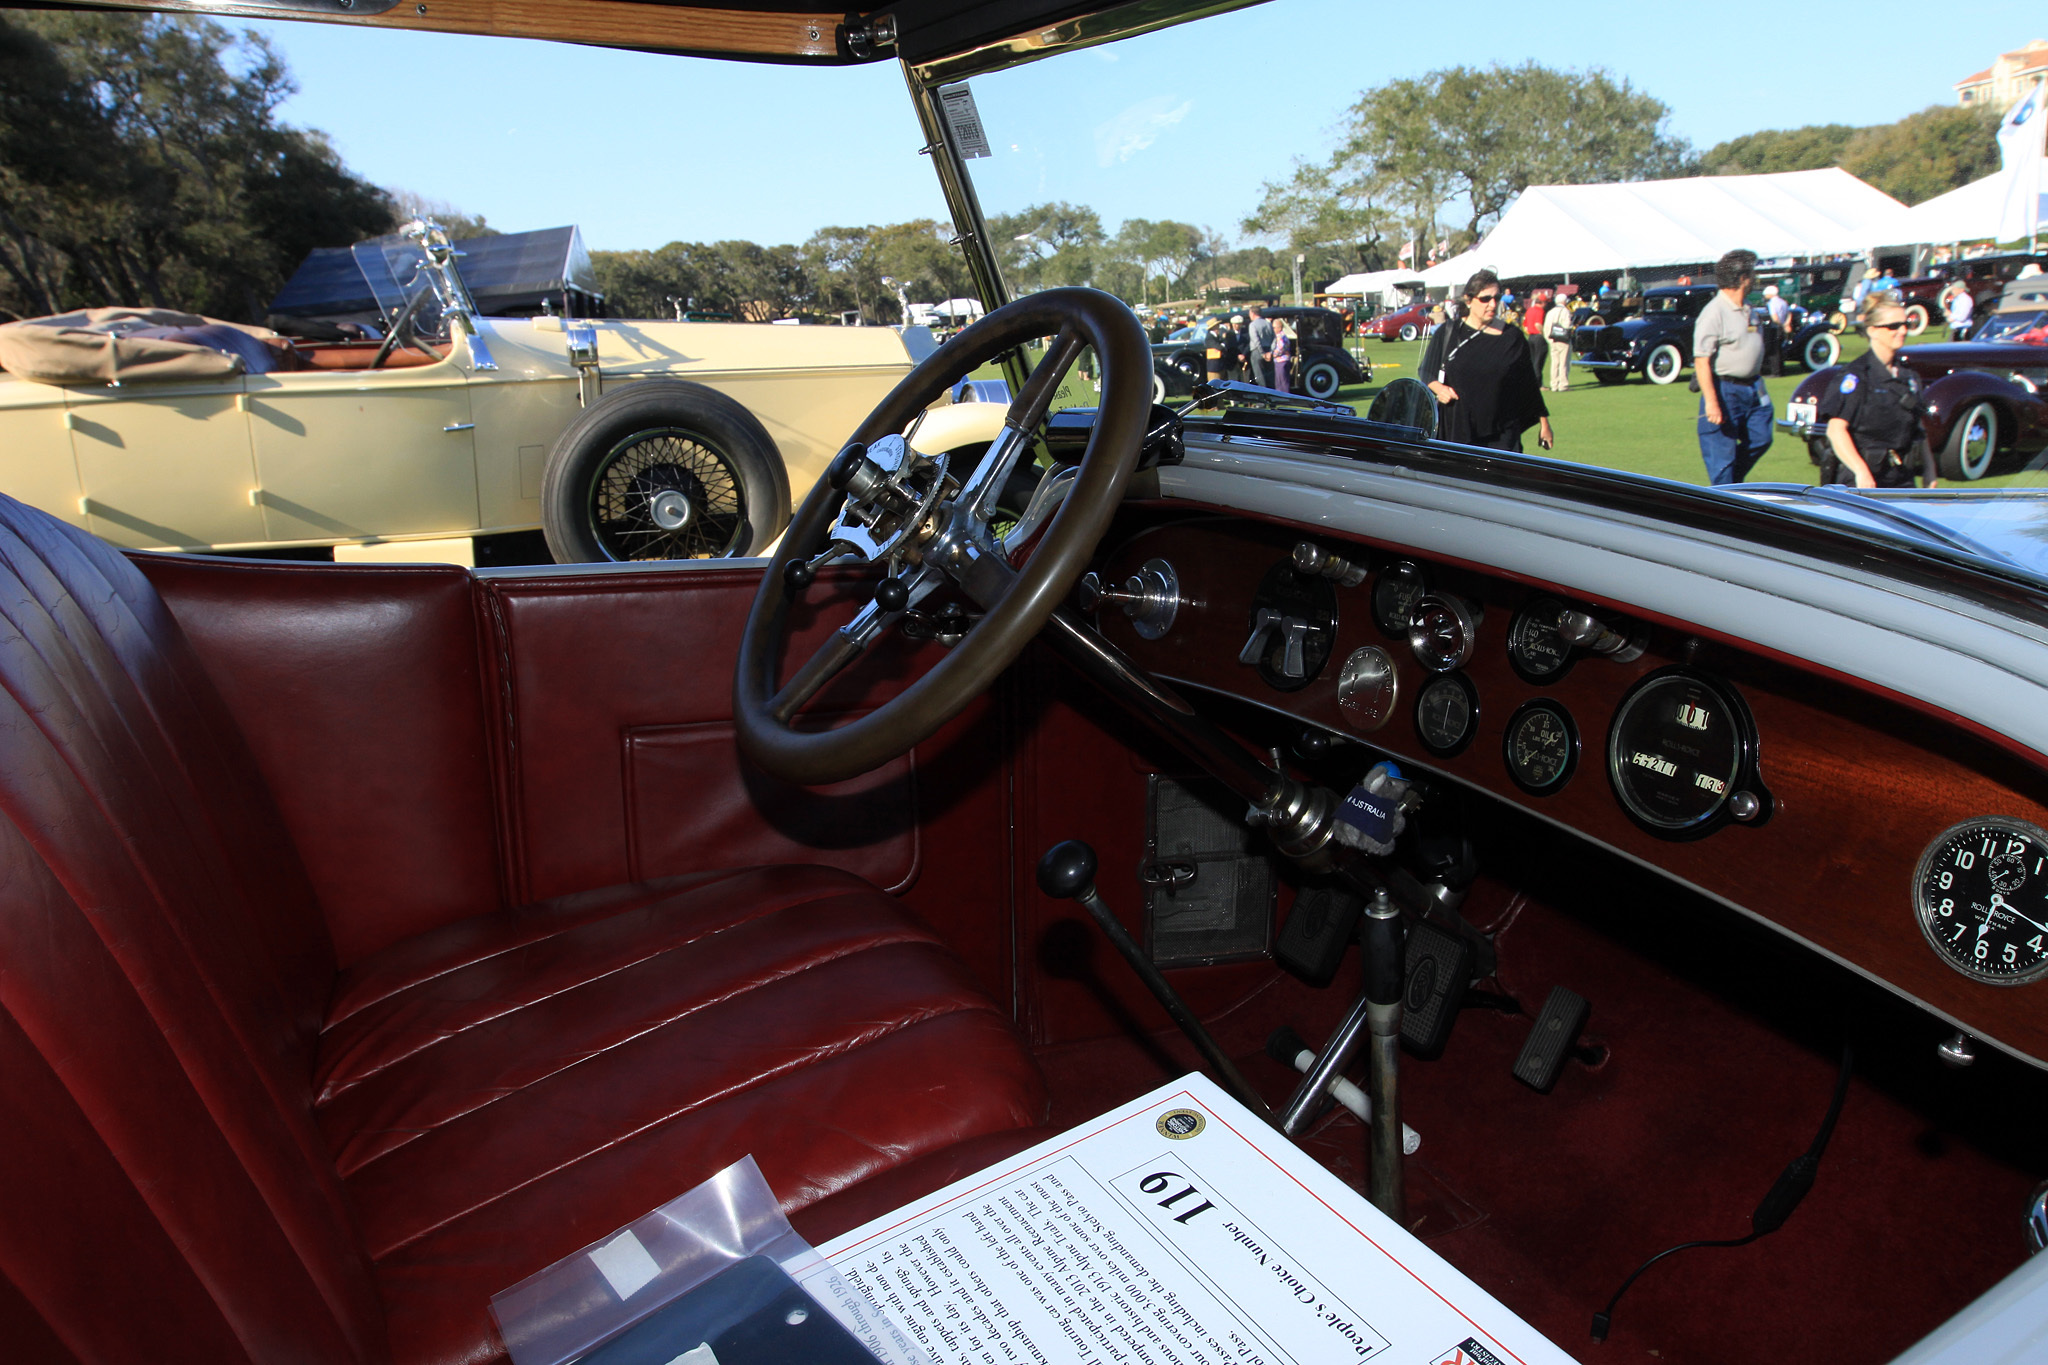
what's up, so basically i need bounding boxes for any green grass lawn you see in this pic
[1341,335,2048,491]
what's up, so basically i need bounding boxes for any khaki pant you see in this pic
[1547,338,1572,392]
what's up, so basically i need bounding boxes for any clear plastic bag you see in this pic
[489,1156,930,1365]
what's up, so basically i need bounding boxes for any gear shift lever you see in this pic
[1038,840,1277,1125]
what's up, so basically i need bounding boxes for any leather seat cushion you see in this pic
[314,864,1047,1365]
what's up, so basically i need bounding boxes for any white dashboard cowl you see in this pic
[1160,441,2048,765]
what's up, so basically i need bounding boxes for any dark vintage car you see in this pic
[1577,284,1841,384]
[1153,306,1371,400]
[15,2,2048,1364]
[1898,253,2048,337]
[1782,301,2048,481]
[1360,299,1431,341]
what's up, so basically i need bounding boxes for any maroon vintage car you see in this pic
[1781,305,2048,480]
[1896,252,2048,336]
[1359,299,1430,341]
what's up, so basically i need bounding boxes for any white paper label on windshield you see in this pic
[937,83,992,159]
[796,1074,1576,1365]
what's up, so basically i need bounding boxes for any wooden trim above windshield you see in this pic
[66,0,847,61]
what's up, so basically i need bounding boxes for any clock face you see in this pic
[1914,819,2048,985]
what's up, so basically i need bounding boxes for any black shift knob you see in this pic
[826,442,868,491]
[874,577,909,612]
[1036,840,1098,900]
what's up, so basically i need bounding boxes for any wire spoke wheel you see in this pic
[589,429,746,559]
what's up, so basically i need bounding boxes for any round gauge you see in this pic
[1407,592,1479,672]
[1606,669,1766,837]
[1504,700,1578,795]
[1414,671,1479,757]
[1506,596,1575,684]
[1915,819,2048,984]
[1336,646,1399,732]
[1372,562,1427,636]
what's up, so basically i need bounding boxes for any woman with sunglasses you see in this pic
[1423,269,1553,452]
[1815,302,1939,489]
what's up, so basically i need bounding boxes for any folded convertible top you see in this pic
[0,308,285,386]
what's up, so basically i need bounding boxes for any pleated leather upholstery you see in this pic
[0,496,1047,1364]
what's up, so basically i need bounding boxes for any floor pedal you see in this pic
[1513,986,1591,1093]
[1400,918,1472,1059]
[1275,885,1363,986]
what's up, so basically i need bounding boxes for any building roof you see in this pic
[1956,67,1994,89]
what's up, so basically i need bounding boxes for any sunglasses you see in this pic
[1472,294,1500,304]
[1870,320,1909,331]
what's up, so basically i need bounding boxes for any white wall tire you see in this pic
[1645,344,1684,385]
[1940,402,1999,482]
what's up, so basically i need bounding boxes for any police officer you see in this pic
[1816,301,1939,489]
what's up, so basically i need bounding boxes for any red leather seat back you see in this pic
[0,503,384,1362]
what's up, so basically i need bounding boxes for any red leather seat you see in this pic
[0,498,1047,1364]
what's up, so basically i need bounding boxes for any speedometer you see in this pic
[1914,818,2048,985]
[1606,669,1768,837]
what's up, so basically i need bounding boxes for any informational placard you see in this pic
[937,82,992,159]
[793,1074,1574,1365]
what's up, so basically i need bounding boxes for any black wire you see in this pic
[1590,1041,1855,1343]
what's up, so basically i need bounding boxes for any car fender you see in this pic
[1923,371,2028,451]
[908,399,1010,460]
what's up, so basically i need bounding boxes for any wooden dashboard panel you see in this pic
[1095,518,2048,1066]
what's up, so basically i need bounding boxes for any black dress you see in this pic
[1434,322,1548,451]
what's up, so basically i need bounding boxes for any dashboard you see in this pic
[1091,516,2048,1068]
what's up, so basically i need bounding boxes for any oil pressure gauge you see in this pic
[1915,818,2048,985]
[1504,700,1578,795]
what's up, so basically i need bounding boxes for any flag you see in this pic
[1397,239,1415,263]
[1995,87,2044,242]
[1998,86,2044,173]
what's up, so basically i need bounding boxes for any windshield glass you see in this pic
[1975,311,2048,345]
[939,2,2048,573]
[351,234,451,341]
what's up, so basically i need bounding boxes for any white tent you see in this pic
[1862,169,2047,246]
[1323,269,1424,300]
[1415,169,1906,286]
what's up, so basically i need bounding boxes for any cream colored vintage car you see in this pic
[0,224,1007,563]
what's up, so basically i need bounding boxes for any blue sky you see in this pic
[242,0,2042,252]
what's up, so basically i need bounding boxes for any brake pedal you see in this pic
[1399,917,1471,1059]
[1513,986,1591,1093]
[1275,885,1363,987]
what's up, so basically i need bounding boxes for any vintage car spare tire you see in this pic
[1302,359,1344,400]
[1904,303,1930,336]
[541,380,789,562]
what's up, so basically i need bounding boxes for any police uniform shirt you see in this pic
[1814,348,1926,485]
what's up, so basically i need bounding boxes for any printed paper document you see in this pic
[792,1073,1574,1365]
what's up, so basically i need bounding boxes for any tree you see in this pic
[1110,218,1212,302]
[1247,63,1694,265]
[989,201,1104,292]
[389,190,496,242]
[1706,107,2000,206]
[0,12,393,321]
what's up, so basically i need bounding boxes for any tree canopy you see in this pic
[0,12,393,322]
[1703,106,2001,205]
[1247,63,1695,269]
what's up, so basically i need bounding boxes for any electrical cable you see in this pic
[1590,1041,1855,1343]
